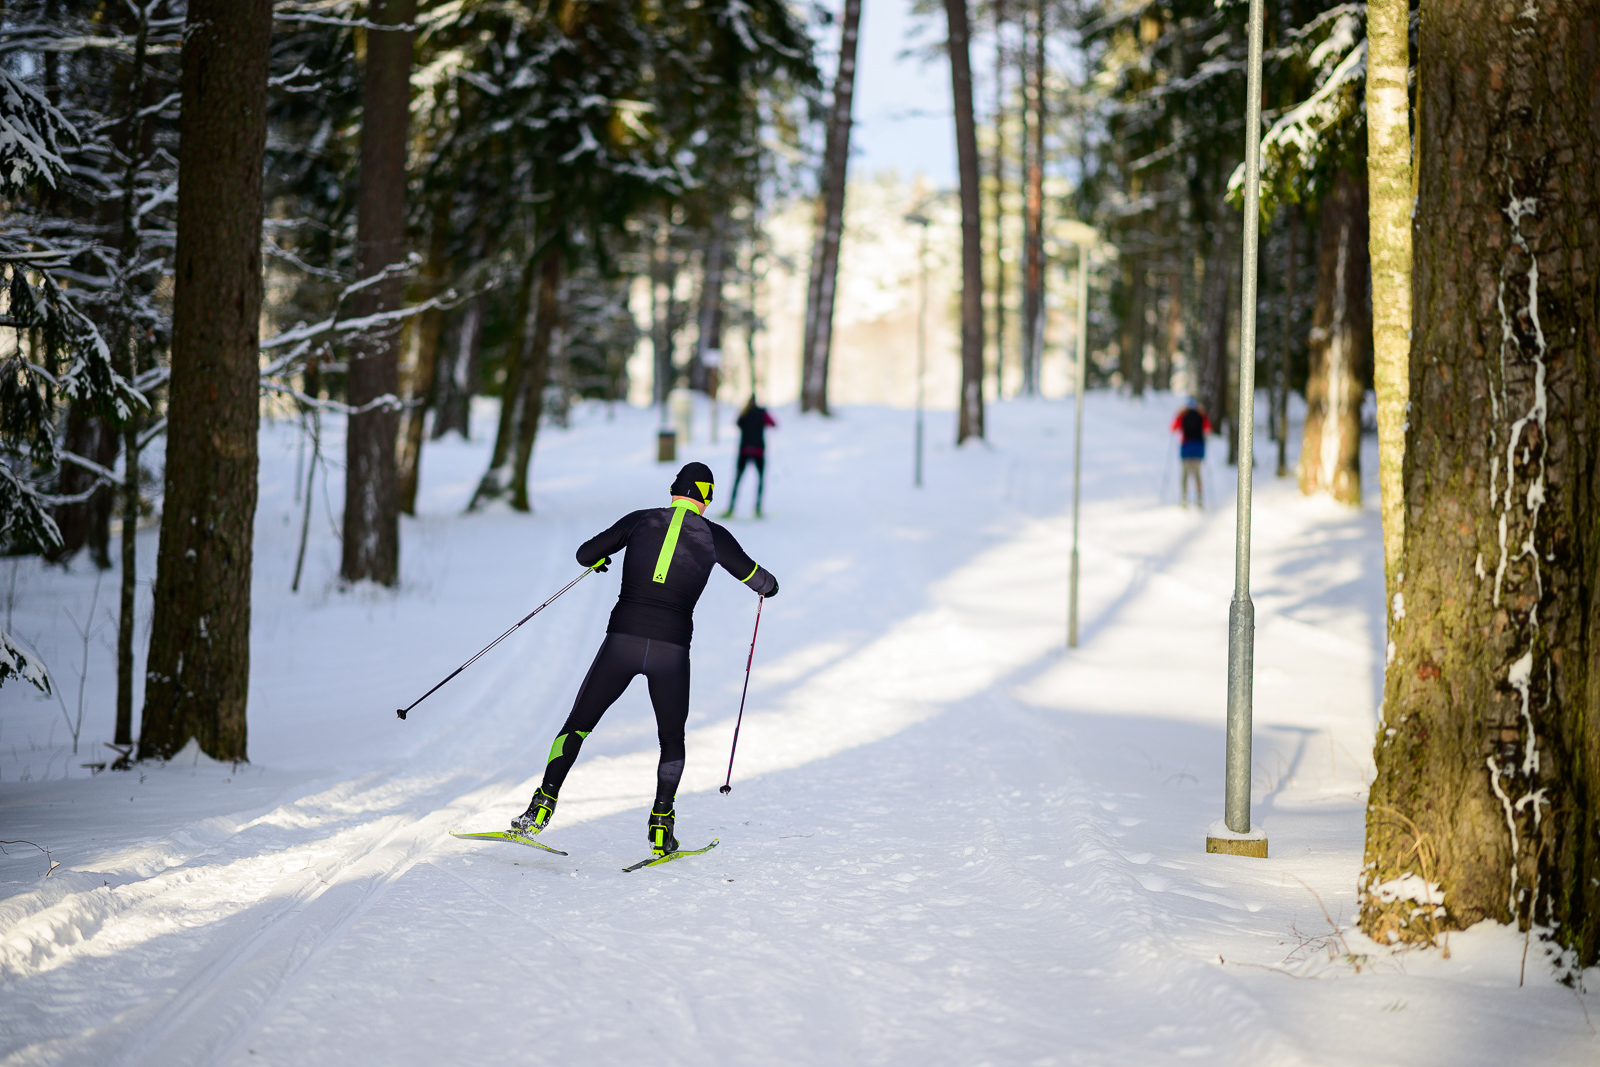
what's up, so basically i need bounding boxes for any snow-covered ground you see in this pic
[2,394,1595,1066]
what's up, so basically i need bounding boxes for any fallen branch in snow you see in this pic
[0,839,60,877]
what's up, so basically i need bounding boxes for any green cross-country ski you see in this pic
[450,829,569,856]
[622,839,719,872]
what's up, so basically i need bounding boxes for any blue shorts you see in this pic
[1179,440,1205,461]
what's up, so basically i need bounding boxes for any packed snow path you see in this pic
[2,397,1595,1065]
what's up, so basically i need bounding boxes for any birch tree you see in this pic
[1365,0,1410,581]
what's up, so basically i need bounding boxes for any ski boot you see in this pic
[647,801,678,857]
[512,788,558,834]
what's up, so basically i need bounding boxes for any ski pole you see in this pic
[396,564,599,720]
[719,595,765,794]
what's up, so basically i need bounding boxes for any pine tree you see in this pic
[945,0,984,443]
[140,0,273,761]
[341,0,415,587]
[1361,0,1600,969]
[800,0,861,416]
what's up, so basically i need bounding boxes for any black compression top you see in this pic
[576,503,778,647]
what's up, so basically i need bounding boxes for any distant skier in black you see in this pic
[512,461,778,856]
[722,396,777,518]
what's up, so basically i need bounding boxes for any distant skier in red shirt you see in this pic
[1171,398,1212,508]
[722,397,776,518]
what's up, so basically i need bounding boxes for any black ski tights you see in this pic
[539,633,689,808]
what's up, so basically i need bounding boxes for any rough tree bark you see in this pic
[945,0,985,442]
[1297,168,1368,505]
[397,192,453,515]
[799,0,861,415]
[341,0,415,586]
[140,0,272,761]
[1366,0,1412,585]
[1360,0,1600,969]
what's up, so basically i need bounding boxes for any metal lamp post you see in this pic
[1068,240,1089,648]
[905,212,931,488]
[1206,0,1268,860]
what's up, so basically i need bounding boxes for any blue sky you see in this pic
[840,0,957,184]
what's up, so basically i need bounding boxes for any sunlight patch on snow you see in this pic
[546,515,1079,824]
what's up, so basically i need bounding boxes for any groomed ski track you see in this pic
[1,398,1595,1066]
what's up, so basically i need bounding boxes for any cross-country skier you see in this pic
[1171,397,1212,508]
[721,396,776,518]
[512,461,779,856]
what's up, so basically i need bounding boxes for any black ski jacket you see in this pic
[576,503,778,647]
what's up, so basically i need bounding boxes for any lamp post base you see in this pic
[1205,820,1268,859]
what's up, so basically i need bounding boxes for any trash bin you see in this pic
[657,428,677,463]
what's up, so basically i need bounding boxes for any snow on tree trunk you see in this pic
[341,0,415,587]
[1360,0,1600,969]
[1366,0,1412,585]
[945,0,985,443]
[1296,167,1367,506]
[141,0,272,762]
[799,0,860,416]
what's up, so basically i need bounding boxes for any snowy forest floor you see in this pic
[2,394,1597,1066]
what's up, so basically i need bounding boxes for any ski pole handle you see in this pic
[396,564,598,720]
[720,595,764,794]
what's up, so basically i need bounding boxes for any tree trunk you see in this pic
[1118,257,1146,396]
[1201,216,1233,441]
[1276,207,1298,478]
[799,0,861,416]
[1366,0,1412,587]
[1020,0,1045,394]
[397,192,453,515]
[52,405,117,567]
[1296,168,1368,505]
[471,252,538,507]
[1015,3,1030,395]
[430,292,482,441]
[1361,0,1600,968]
[695,216,727,392]
[1156,270,1180,392]
[651,220,679,421]
[341,0,415,586]
[140,0,271,762]
[990,0,1006,399]
[945,0,984,443]
[509,253,562,512]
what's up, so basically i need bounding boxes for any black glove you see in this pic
[750,569,778,598]
[590,556,611,573]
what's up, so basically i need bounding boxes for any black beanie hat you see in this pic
[670,461,715,504]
